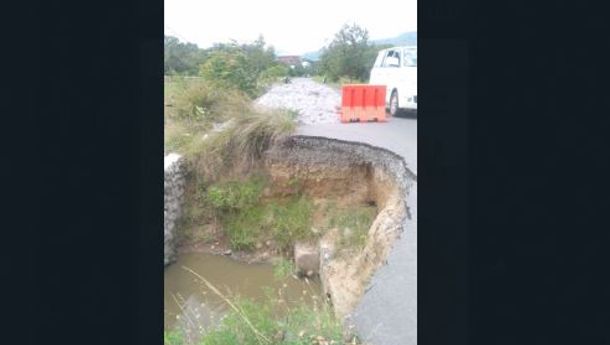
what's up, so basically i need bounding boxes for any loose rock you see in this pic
[294,241,320,275]
[255,78,341,125]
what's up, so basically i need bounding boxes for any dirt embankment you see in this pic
[265,136,413,319]
[175,135,414,320]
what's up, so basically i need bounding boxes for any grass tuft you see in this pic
[272,258,294,281]
[327,205,377,252]
[191,108,296,180]
[163,329,186,345]
[268,197,314,250]
[206,176,266,211]
[164,77,295,165]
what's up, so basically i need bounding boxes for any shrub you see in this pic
[200,50,259,98]
[199,36,283,98]
[259,64,289,86]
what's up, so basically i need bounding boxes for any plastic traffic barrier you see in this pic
[340,84,387,123]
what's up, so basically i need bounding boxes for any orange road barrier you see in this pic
[340,84,387,123]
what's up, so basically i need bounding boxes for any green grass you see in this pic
[181,268,348,345]
[221,196,314,252]
[166,77,297,245]
[327,205,377,251]
[178,171,376,255]
[164,77,296,162]
[268,197,314,250]
[164,263,354,345]
[206,176,266,211]
[272,258,295,281]
[200,176,375,253]
[177,175,310,254]
[164,329,186,345]
[311,75,366,91]
[311,75,341,91]
[198,296,346,345]
[225,205,267,250]
[203,175,313,251]
[166,262,358,345]
[180,106,295,183]
[164,77,244,155]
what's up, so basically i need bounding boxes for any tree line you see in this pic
[164,23,396,93]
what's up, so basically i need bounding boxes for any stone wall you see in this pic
[164,153,186,266]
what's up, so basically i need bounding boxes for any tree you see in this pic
[164,36,207,75]
[199,36,285,97]
[318,24,379,82]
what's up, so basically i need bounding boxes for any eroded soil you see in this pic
[175,137,409,320]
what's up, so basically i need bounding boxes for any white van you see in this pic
[369,46,417,116]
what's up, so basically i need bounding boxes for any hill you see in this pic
[371,31,417,47]
[301,31,417,61]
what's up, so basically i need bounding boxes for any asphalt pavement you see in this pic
[297,115,417,174]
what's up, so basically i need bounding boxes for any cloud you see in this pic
[165,0,416,54]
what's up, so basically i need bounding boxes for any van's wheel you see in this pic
[389,90,400,117]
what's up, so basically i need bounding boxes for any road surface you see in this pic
[297,115,417,174]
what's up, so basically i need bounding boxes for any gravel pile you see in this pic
[255,77,341,125]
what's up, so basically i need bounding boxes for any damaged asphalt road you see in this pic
[259,77,417,345]
[298,118,417,345]
[297,116,417,175]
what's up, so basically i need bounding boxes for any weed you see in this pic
[205,178,314,252]
[225,206,266,250]
[164,329,185,345]
[190,108,296,180]
[171,79,248,124]
[221,197,314,252]
[164,77,256,156]
[328,205,377,251]
[199,295,345,345]
[183,267,348,345]
[273,258,294,281]
[206,176,266,211]
[269,197,314,250]
[284,109,300,121]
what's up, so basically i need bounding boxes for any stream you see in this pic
[164,252,321,337]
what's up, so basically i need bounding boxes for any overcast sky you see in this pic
[165,0,417,55]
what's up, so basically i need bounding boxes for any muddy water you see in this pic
[164,253,322,334]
